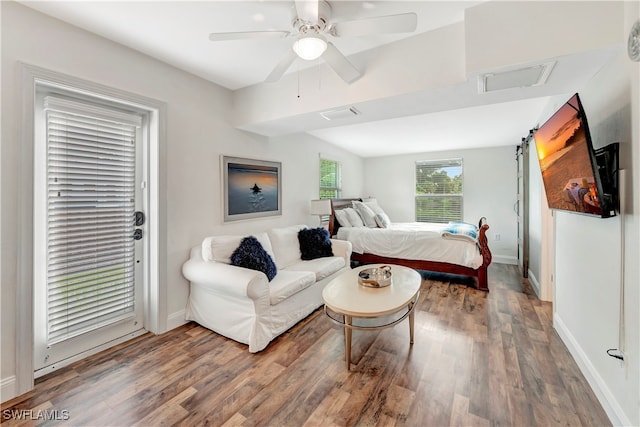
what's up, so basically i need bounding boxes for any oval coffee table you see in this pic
[322,264,422,370]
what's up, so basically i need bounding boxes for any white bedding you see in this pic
[335,222,483,269]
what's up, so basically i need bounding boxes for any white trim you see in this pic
[17,63,167,397]
[17,64,36,397]
[43,96,142,127]
[553,314,631,427]
[34,329,147,379]
[1,376,17,404]
[166,310,188,331]
[493,255,518,265]
[527,268,541,299]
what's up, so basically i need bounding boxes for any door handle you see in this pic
[135,211,145,226]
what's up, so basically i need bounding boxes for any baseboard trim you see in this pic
[1,376,17,404]
[527,268,541,298]
[166,309,187,332]
[493,255,517,265]
[553,314,631,426]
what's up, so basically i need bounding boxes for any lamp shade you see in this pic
[310,199,332,216]
[293,35,327,61]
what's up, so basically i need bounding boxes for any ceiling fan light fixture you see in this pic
[293,35,327,60]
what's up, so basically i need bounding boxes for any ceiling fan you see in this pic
[209,0,417,84]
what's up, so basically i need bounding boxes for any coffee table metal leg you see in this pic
[409,305,415,345]
[344,315,352,370]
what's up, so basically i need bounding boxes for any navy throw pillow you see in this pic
[298,227,333,260]
[230,236,277,281]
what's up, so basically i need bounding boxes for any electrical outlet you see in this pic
[494,233,500,241]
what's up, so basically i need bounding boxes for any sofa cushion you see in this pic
[268,270,316,305]
[202,232,274,264]
[285,256,346,281]
[230,236,277,281]
[267,224,306,269]
[298,227,333,260]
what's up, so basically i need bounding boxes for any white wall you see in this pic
[0,2,363,402]
[527,139,543,292]
[544,4,639,422]
[362,146,518,264]
[465,1,623,74]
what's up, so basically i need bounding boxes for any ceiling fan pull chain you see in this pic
[297,63,301,99]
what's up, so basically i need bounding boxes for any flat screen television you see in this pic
[534,93,618,218]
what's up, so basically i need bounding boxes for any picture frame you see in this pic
[222,155,282,222]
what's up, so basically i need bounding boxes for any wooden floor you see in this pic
[2,263,610,426]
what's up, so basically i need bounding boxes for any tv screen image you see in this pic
[534,93,608,217]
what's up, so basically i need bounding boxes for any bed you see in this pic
[328,198,492,291]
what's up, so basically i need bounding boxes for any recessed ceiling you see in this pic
[18,1,622,157]
[308,98,552,157]
[20,0,480,90]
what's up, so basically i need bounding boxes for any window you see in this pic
[319,158,341,199]
[415,158,463,223]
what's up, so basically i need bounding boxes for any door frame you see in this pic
[516,139,530,277]
[16,63,167,395]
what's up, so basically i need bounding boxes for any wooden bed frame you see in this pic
[328,198,492,291]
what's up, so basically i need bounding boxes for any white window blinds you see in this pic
[320,158,341,199]
[45,96,140,344]
[415,158,463,223]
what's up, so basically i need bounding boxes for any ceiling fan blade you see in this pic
[295,0,319,24]
[265,48,298,83]
[209,30,289,42]
[322,43,362,84]
[331,13,417,37]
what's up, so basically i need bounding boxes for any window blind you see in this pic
[45,97,140,344]
[415,159,463,223]
[319,158,341,199]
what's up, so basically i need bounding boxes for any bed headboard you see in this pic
[328,198,362,237]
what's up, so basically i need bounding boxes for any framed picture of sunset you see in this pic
[222,156,282,222]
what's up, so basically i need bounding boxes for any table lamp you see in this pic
[310,199,332,227]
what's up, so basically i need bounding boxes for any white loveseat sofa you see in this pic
[182,224,352,352]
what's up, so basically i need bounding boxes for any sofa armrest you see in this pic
[331,239,352,265]
[182,256,269,301]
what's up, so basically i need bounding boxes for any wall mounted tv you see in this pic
[534,93,618,218]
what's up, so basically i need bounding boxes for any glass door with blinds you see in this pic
[34,95,146,372]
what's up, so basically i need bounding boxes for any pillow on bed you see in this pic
[334,209,352,227]
[352,201,377,228]
[375,213,391,228]
[344,207,365,227]
[364,199,386,216]
[230,236,277,281]
[298,227,333,260]
[364,200,391,228]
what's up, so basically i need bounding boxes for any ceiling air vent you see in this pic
[478,62,555,94]
[320,106,360,121]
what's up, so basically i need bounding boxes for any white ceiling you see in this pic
[308,98,552,157]
[19,0,621,157]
